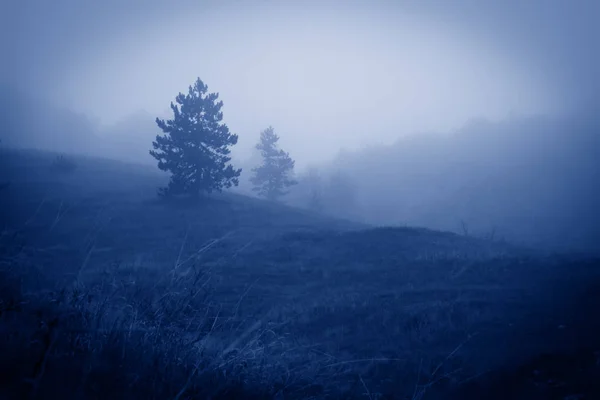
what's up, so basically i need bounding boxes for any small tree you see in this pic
[150,78,241,197]
[251,126,297,201]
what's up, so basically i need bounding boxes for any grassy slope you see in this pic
[1,149,599,399]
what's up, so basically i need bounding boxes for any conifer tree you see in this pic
[251,126,297,201]
[150,78,241,196]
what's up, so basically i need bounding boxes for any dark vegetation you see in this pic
[1,148,600,399]
[149,78,242,197]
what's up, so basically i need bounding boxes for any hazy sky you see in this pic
[2,0,598,168]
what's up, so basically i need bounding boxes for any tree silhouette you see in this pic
[251,126,297,201]
[150,78,241,197]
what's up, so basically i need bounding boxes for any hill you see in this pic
[1,148,599,399]
[287,112,600,255]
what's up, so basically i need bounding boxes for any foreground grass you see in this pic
[3,225,600,399]
[1,149,600,399]
[0,246,289,399]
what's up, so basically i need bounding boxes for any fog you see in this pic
[2,4,600,397]
[2,0,599,252]
[283,113,600,253]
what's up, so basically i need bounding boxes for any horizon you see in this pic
[6,0,599,168]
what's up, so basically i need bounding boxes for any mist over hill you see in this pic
[0,87,161,165]
[2,1,600,397]
[2,83,598,254]
[0,84,100,153]
[285,112,600,254]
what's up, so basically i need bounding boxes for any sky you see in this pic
[2,0,599,168]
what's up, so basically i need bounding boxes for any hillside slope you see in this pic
[1,149,599,400]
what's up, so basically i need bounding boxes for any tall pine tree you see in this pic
[251,126,297,201]
[150,78,241,196]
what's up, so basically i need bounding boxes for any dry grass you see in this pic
[0,244,307,399]
[1,149,600,399]
[0,225,514,400]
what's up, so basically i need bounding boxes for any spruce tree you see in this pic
[251,126,297,201]
[150,78,241,196]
